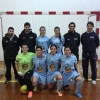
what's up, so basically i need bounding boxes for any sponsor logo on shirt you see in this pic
[5,41,8,42]
[14,41,17,42]
[29,37,33,38]
[65,66,71,72]
[90,36,94,39]
[22,64,28,70]
[82,58,85,59]
[37,66,44,72]
[93,58,96,59]
[50,64,56,71]
[74,38,78,40]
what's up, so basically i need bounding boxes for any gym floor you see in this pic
[0,61,100,100]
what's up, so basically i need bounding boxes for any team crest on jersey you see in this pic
[41,46,45,50]
[50,64,56,71]
[22,64,28,70]
[23,37,25,39]
[37,66,44,72]
[67,39,70,41]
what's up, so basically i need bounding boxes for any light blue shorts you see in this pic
[47,71,61,84]
[62,70,79,86]
[33,71,46,85]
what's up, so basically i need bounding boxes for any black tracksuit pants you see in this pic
[5,58,18,80]
[18,70,33,91]
[82,52,96,80]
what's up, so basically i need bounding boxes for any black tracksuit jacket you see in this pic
[19,30,37,53]
[81,31,99,53]
[2,34,19,59]
[64,31,80,53]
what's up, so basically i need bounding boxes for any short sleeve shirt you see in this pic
[16,52,36,74]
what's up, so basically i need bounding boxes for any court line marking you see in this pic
[0,80,18,82]
[0,79,100,82]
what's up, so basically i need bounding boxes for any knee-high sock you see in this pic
[57,80,63,91]
[75,81,82,93]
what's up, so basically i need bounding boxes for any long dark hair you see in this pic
[54,27,62,43]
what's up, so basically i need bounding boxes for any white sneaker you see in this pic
[92,80,96,85]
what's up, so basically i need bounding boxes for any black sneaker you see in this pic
[5,80,10,84]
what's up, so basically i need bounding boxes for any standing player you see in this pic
[81,21,99,84]
[15,44,35,98]
[2,27,19,84]
[19,22,37,53]
[64,22,80,62]
[32,46,47,90]
[60,46,82,98]
[36,26,50,54]
[47,45,63,97]
[50,27,65,54]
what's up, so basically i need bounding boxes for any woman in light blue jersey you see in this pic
[32,46,47,90]
[60,46,82,98]
[36,26,50,54]
[50,27,65,54]
[47,45,63,97]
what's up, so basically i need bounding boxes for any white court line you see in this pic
[0,79,100,83]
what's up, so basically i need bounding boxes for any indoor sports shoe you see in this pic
[57,91,62,97]
[28,91,33,98]
[5,80,11,84]
[33,86,37,91]
[92,80,96,85]
[75,92,82,98]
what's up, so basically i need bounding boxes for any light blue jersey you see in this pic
[60,55,77,73]
[36,36,50,54]
[47,53,62,73]
[47,53,62,84]
[32,54,47,75]
[60,55,79,86]
[50,36,65,54]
